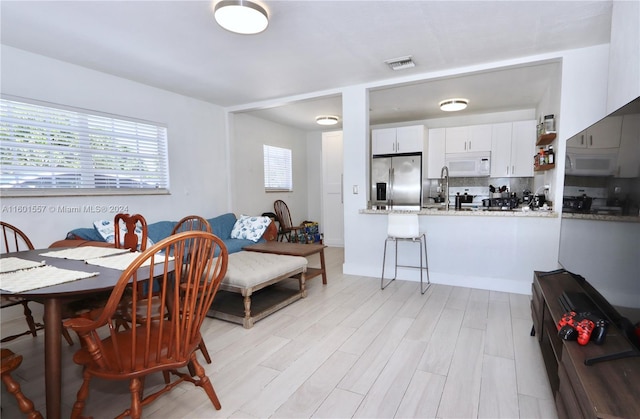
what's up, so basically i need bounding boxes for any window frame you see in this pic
[0,95,170,197]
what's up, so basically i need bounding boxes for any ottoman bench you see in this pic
[207,251,308,328]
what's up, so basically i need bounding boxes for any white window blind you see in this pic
[0,96,169,195]
[263,145,292,191]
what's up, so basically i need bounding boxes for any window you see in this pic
[263,145,292,192]
[0,96,169,195]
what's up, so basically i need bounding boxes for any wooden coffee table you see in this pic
[244,241,328,284]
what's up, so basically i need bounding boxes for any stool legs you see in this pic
[381,235,430,293]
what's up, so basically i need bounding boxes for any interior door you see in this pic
[322,131,344,247]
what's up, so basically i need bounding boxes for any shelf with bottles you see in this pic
[536,132,556,146]
[533,144,556,171]
[534,163,556,171]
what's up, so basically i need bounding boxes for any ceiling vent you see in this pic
[384,56,415,71]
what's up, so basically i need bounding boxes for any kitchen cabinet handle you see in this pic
[469,140,471,151]
[589,135,593,147]
[506,165,509,175]
[512,165,515,174]
[581,134,585,145]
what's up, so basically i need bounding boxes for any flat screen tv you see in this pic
[558,96,640,350]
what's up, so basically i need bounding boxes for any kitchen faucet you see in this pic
[440,165,450,210]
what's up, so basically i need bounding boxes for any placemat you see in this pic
[0,265,99,293]
[85,252,173,270]
[39,246,130,261]
[0,257,45,274]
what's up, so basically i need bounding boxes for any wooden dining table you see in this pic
[0,247,128,419]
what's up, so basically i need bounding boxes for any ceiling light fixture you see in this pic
[214,0,269,35]
[316,115,339,126]
[439,98,469,112]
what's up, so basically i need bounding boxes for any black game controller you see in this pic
[558,324,578,341]
[557,311,609,345]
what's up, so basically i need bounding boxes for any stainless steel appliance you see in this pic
[371,154,422,208]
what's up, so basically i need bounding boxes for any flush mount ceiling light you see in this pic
[214,0,269,35]
[316,115,339,126]
[439,98,469,112]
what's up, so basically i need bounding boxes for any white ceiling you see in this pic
[0,1,613,131]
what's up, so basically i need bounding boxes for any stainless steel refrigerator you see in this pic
[371,154,422,207]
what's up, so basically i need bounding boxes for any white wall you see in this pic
[230,113,309,224]
[607,0,640,112]
[0,46,229,248]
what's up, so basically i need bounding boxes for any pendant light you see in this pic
[214,0,269,35]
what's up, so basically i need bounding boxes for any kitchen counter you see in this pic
[360,207,558,218]
[561,212,640,223]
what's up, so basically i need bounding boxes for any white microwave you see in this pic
[445,152,491,177]
[565,151,618,176]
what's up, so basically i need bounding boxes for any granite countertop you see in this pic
[561,212,640,223]
[360,207,558,218]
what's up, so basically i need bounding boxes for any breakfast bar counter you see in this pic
[360,207,558,218]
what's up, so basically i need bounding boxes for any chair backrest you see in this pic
[114,213,148,252]
[387,213,420,239]
[273,200,294,229]
[171,215,212,235]
[67,231,228,376]
[0,222,35,254]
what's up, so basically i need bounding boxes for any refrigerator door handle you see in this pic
[389,167,394,205]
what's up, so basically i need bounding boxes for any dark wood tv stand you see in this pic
[531,270,640,419]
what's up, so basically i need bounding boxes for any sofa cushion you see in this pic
[207,213,238,240]
[230,215,272,242]
[147,221,177,244]
[66,227,104,242]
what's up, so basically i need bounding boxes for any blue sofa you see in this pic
[51,213,277,253]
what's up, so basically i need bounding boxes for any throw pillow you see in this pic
[230,215,271,242]
[93,220,154,250]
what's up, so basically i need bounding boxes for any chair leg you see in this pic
[190,353,221,410]
[61,326,74,346]
[1,350,43,419]
[70,368,91,419]
[128,377,143,419]
[21,301,40,337]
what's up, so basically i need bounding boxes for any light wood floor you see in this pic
[1,247,557,418]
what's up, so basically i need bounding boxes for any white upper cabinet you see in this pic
[511,120,536,177]
[427,128,446,178]
[491,120,536,177]
[445,124,492,153]
[371,125,424,155]
[567,116,623,149]
[616,114,640,178]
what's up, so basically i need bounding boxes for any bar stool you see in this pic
[380,213,430,294]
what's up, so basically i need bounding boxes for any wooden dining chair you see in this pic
[1,348,43,419]
[64,231,228,419]
[273,200,301,242]
[0,222,45,343]
[114,213,148,251]
[61,213,150,342]
[171,215,213,370]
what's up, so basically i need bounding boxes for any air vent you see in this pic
[384,56,416,71]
